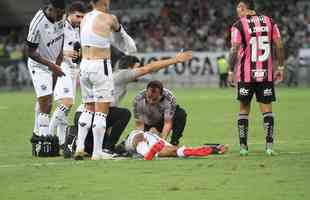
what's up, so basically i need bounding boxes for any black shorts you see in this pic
[237,82,276,104]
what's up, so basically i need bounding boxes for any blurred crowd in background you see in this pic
[0,0,309,88]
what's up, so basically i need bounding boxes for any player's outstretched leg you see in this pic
[176,146,213,157]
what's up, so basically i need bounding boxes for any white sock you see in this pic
[76,110,93,152]
[57,121,67,145]
[92,112,107,155]
[176,146,186,157]
[49,105,69,138]
[33,101,40,135]
[136,141,149,156]
[38,113,50,136]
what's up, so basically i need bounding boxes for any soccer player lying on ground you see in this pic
[122,129,227,160]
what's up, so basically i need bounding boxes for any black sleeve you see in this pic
[26,40,39,48]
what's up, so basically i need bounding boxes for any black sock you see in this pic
[238,114,249,148]
[263,112,274,147]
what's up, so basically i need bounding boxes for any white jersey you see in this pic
[80,10,111,49]
[62,20,80,69]
[27,9,64,71]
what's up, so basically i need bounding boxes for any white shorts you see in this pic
[79,59,114,103]
[124,130,171,153]
[28,64,53,98]
[54,62,78,101]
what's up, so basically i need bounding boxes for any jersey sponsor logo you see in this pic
[239,88,249,96]
[251,69,267,79]
[248,26,269,34]
[47,34,63,47]
[246,15,265,23]
[263,88,273,96]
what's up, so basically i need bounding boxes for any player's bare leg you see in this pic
[239,101,251,156]
[259,103,275,155]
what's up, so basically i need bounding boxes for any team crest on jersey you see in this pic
[58,21,64,29]
[44,24,49,29]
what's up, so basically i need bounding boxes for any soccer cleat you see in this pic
[239,148,248,156]
[144,140,165,160]
[74,151,89,160]
[91,152,113,160]
[266,148,276,156]
[217,144,228,154]
[63,146,72,159]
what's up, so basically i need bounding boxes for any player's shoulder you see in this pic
[232,18,243,27]
[29,9,45,26]
[162,88,176,101]
[231,18,244,31]
[134,89,146,102]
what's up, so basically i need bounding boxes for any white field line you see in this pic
[0,106,9,110]
[0,151,309,169]
[0,140,308,154]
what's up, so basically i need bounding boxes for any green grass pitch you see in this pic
[0,88,309,200]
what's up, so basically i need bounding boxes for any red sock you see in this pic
[183,147,213,157]
[144,140,165,160]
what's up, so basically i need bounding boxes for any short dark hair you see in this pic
[68,1,88,13]
[91,0,100,4]
[236,0,255,10]
[49,0,66,9]
[146,80,163,95]
[118,55,140,69]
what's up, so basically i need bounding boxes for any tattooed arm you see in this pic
[227,44,240,86]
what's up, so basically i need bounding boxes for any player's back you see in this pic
[232,14,281,83]
[80,10,111,49]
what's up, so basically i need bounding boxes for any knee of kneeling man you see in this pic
[175,109,187,120]
[123,109,132,120]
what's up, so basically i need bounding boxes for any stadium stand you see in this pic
[0,0,310,88]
